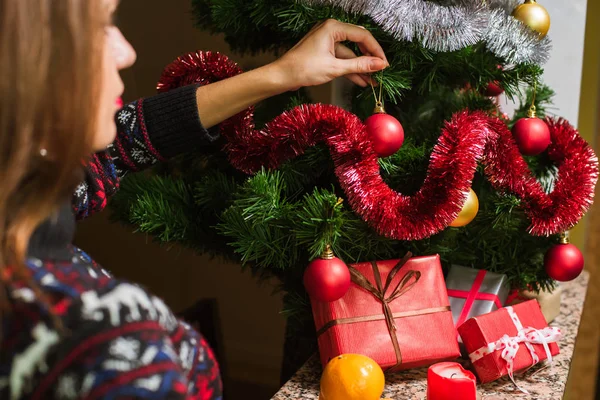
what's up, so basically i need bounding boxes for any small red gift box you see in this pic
[310,254,460,370]
[457,300,561,384]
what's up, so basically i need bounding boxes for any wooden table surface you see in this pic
[272,272,590,400]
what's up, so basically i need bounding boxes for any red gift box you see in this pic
[311,254,460,370]
[458,300,561,384]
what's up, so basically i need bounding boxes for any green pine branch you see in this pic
[109,0,564,336]
[512,83,556,122]
[193,0,542,104]
[218,170,302,271]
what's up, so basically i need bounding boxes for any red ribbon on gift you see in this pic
[447,270,503,330]
[506,283,535,305]
[506,290,528,305]
[468,305,561,393]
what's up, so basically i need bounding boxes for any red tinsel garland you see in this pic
[158,51,599,240]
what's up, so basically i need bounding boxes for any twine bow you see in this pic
[469,306,561,393]
[316,252,451,370]
[348,252,420,369]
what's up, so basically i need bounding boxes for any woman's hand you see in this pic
[270,19,389,90]
[194,19,388,128]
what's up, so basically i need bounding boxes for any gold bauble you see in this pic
[450,188,479,228]
[512,0,551,38]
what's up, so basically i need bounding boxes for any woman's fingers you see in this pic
[335,43,372,87]
[324,20,388,65]
[271,19,387,89]
[335,56,387,76]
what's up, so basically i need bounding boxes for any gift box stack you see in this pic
[307,253,562,388]
[445,265,510,340]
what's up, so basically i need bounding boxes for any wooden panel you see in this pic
[567,0,600,397]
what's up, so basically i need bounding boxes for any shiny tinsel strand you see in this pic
[299,0,551,64]
[158,51,597,240]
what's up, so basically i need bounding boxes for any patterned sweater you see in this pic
[1,85,223,400]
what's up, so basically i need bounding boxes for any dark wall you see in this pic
[73,0,326,390]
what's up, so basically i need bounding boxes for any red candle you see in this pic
[427,362,477,400]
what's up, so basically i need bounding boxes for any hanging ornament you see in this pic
[483,81,504,97]
[365,104,405,157]
[512,0,551,38]
[544,232,584,282]
[481,66,505,97]
[303,245,351,302]
[450,188,479,227]
[512,82,551,156]
[512,108,551,155]
[365,77,404,157]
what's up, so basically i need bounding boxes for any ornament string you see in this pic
[158,51,599,241]
[323,198,344,252]
[529,80,538,118]
[369,74,384,110]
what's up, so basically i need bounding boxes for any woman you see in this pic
[0,0,387,398]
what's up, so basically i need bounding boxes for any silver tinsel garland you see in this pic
[300,0,551,64]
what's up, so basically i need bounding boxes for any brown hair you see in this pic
[0,0,105,310]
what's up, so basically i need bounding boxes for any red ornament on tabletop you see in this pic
[303,245,351,302]
[427,362,477,400]
[366,101,404,157]
[512,108,551,155]
[544,231,584,282]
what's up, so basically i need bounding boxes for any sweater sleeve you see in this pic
[72,84,219,219]
[20,280,222,400]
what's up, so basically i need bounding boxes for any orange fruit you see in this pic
[319,354,385,400]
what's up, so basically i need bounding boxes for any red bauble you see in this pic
[303,248,351,302]
[544,243,584,282]
[365,112,404,157]
[512,117,551,156]
[483,81,504,97]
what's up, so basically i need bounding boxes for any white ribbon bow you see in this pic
[468,306,561,393]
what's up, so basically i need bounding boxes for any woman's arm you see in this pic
[73,84,209,219]
[73,19,388,219]
[196,19,388,128]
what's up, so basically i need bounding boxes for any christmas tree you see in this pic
[110,0,597,378]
